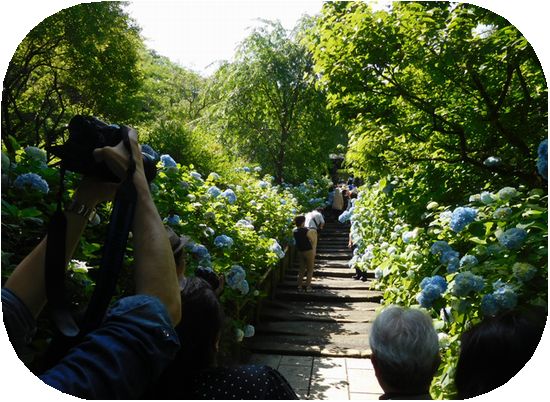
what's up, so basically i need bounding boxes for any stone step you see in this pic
[287,267,375,279]
[256,320,372,337]
[274,287,383,303]
[259,303,379,323]
[292,260,351,268]
[315,252,353,259]
[245,334,372,358]
[279,277,374,290]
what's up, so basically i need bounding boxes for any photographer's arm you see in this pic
[126,130,181,326]
[4,179,116,319]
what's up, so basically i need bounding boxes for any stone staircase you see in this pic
[245,217,383,358]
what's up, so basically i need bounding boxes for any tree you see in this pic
[2,2,142,154]
[213,20,345,184]
[310,2,547,190]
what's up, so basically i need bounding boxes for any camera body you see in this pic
[51,115,156,182]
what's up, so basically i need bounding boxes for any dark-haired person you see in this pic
[143,247,298,400]
[293,215,316,292]
[454,308,545,399]
[2,129,182,398]
[369,305,440,399]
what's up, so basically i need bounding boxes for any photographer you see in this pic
[2,128,182,399]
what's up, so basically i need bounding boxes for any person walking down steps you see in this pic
[293,215,315,293]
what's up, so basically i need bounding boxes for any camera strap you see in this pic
[43,127,139,368]
[45,166,81,337]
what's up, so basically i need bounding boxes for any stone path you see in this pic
[245,217,384,399]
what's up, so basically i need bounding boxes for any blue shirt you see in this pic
[2,288,180,399]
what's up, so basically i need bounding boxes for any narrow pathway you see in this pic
[245,217,384,399]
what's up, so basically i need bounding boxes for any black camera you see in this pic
[50,115,157,182]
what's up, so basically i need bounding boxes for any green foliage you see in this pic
[349,177,547,398]
[311,2,547,189]
[210,20,346,184]
[2,2,143,153]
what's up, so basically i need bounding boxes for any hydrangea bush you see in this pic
[1,143,307,349]
[348,176,547,398]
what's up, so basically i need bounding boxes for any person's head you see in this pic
[150,274,224,397]
[294,215,306,227]
[369,306,440,395]
[455,308,545,399]
[175,275,224,371]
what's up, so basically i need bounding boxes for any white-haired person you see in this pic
[369,305,440,400]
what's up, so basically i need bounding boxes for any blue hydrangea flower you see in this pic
[214,234,234,248]
[226,265,246,288]
[537,139,547,180]
[446,258,460,273]
[270,240,285,259]
[483,156,501,167]
[496,187,518,202]
[221,189,237,204]
[493,285,517,310]
[497,228,527,250]
[338,210,351,223]
[254,166,262,172]
[244,324,255,337]
[450,207,477,232]
[420,275,448,293]
[24,146,47,164]
[430,241,451,255]
[512,262,537,282]
[480,191,495,205]
[166,214,181,225]
[141,144,159,161]
[258,180,268,189]
[493,207,513,220]
[481,294,500,317]
[487,244,503,255]
[440,249,459,265]
[190,171,203,181]
[207,186,222,198]
[417,275,447,308]
[451,272,485,297]
[13,173,49,194]
[242,167,251,173]
[160,154,177,168]
[191,244,210,259]
[237,279,249,295]
[459,255,478,269]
